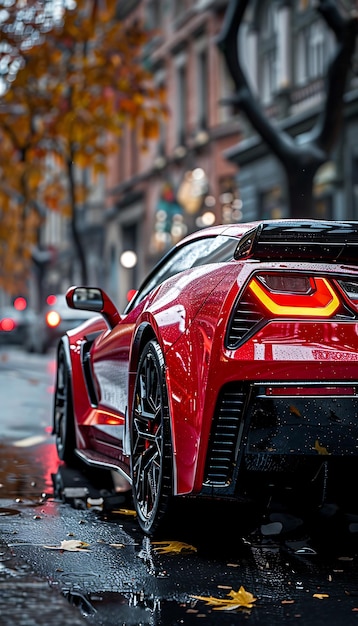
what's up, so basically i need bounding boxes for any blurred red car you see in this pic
[0,305,35,346]
[53,220,358,535]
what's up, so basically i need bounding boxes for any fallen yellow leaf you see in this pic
[313,593,329,600]
[44,539,90,551]
[112,508,137,517]
[152,541,197,555]
[314,440,330,455]
[192,586,257,610]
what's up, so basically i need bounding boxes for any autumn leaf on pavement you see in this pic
[112,508,137,517]
[192,586,257,610]
[289,405,302,417]
[44,539,90,551]
[314,440,330,455]
[151,541,197,555]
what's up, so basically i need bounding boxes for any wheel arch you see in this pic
[128,322,157,403]
[130,322,157,371]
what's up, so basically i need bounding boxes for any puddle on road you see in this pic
[62,590,214,625]
[0,507,21,516]
[0,440,58,502]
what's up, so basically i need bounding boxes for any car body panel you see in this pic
[53,220,358,514]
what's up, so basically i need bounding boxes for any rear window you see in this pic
[127,235,237,311]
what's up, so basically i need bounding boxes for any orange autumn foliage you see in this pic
[0,0,166,292]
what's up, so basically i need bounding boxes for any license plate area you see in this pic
[246,384,358,456]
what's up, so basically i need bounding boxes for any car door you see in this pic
[89,234,238,452]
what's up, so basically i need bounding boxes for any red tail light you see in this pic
[248,274,340,318]
[0,318,16,332]
[46,311,61,328]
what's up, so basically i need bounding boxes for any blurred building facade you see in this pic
[225,0,358,224]
[39,0,358,311]
[102,0,242,309]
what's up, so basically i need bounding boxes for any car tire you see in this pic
[130,339,173,536]
[53,343,76,465]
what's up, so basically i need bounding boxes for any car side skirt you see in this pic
[75,448,132,488]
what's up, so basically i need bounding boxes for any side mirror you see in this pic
[72,287,104,311]
[66,286,121,329]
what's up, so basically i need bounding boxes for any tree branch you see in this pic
[217,0,296,163]
[316,0,347,39]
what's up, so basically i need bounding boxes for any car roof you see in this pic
[178,221,259,243]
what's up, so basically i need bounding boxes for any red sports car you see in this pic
[53,219,358,535]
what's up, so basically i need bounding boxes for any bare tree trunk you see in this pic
[67,152,88,285]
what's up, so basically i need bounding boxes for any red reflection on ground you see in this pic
[34,442,60,495]
[0,441,59,500]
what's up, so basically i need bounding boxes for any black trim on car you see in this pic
[81,338,99,406]
[235,220,358,264]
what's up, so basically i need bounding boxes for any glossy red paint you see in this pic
[53,220,358,530]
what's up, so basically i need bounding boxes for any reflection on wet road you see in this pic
[2,437,358,625]
[0,441,59,502]
[0,346,57,502]
[2,347,358,625]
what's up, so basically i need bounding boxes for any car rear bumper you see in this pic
[200,380,358,497]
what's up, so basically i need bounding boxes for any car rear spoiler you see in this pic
[234,220,358,264]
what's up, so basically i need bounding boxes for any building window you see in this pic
[173,0,186,19]
[297,0,315,12]
[174,52,187,146]
[314,196,332,220]
[196,41,208,131]
[260,186,285,220]
[130,127,138,177]
[308,21,325,79]
[218,54,235,124]
[155,68,166,156]
[294,14,334,86]
[258,1,278,104]
[295,29,307,85]
[145,0,162,29]
[262,49,277,104]
[262,2,277,38]
[108,244,118,302]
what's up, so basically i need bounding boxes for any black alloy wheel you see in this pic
[53,343,76,464]
[131,339,173,536]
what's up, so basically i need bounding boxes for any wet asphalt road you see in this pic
[2,346,358,624]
